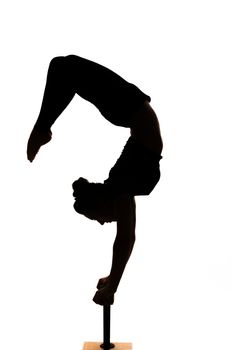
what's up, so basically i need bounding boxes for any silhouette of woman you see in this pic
[27,55,163,306]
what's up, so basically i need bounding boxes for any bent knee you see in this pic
[49,56,66,71]
[49,55,77,75]
[49,55,81,75]
[65,54,77,60]
[50,55,66,63]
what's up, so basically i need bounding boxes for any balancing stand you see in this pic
[83,305,132,350]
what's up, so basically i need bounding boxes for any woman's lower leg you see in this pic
[34,56,76,131]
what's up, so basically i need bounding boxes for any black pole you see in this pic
[100,305,115,349]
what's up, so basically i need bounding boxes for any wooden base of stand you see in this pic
[83,342,132,350]
[83,305,132,350]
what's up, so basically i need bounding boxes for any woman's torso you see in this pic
[130,101,163,155]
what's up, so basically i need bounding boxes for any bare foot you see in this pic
[27,128,52,162]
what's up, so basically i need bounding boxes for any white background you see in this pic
[0,1,233,349]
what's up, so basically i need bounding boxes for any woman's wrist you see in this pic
[107,278,118,294]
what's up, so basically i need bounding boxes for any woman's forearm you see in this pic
[106,196,136,294]
[108,235,135,293]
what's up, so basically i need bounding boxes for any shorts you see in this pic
[104,136,162,196]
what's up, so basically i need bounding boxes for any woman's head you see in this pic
[72,177,116,224]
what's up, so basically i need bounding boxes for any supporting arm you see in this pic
[93,196,136,305]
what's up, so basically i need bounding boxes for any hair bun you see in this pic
[72,177,89,196]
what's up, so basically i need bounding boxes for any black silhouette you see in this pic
[27,55,163,306]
